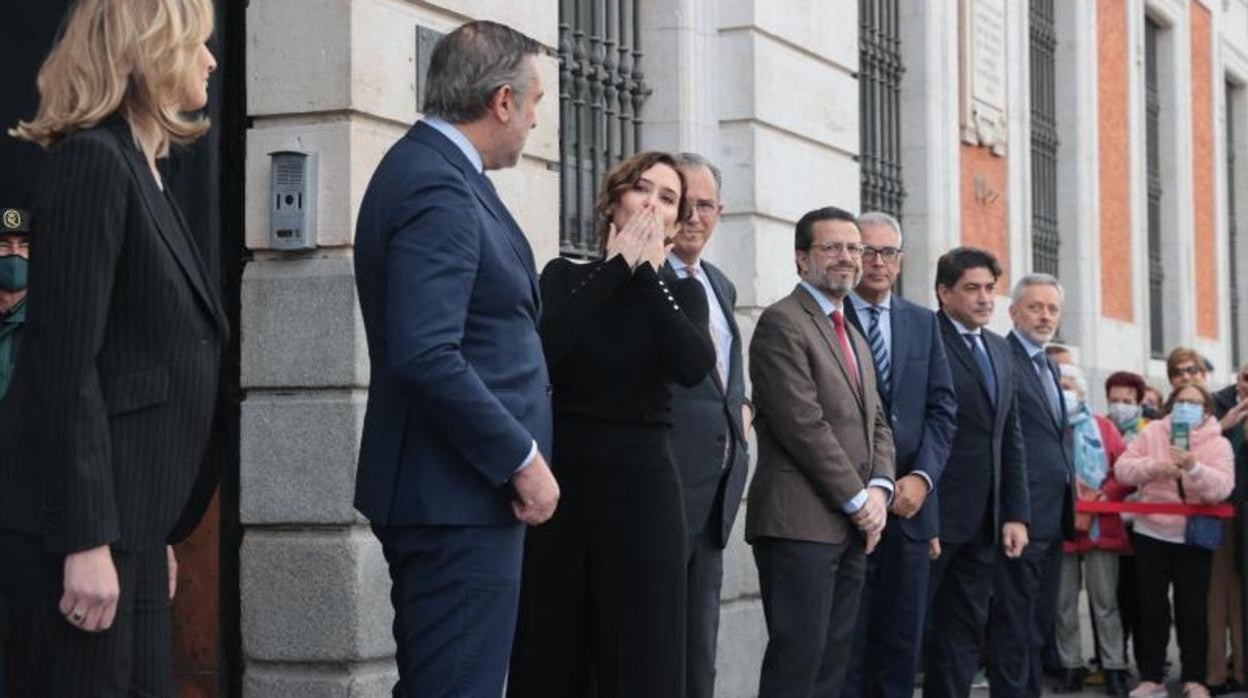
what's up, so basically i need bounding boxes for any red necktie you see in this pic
[830,309,860,388]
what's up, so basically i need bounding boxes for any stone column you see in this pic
[239,1,558,695]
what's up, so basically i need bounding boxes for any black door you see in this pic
[3,2,245,696]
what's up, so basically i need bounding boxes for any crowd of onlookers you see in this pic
[1017,348,1248,698]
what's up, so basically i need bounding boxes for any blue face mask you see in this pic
[1170,402,1205,427]
[0,255,27,292]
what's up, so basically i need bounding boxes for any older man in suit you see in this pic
[841,213,958,698]
[924,247,1031,698]
[353,22,560,697]
[989,273,1077,698]
[663,153,752,698]
[747,206,896,698]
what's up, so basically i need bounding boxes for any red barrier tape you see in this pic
[1074,500,1235,518]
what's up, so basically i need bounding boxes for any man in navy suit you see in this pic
[988,274,1076,698]
[841,213,958,698]
[352,22,560,697]
[924,247,1031,698]
[663,153,753,698]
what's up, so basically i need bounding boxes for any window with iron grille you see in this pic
[1145,19,1165,358]
[1029,0,1059,277]
[1228,82,1242,368]
[558,0,649,259]
[858,0,905,220]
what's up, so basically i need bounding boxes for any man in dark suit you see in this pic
[841,213,958,698]
[989,273,1077,698]
[747,206,896,698]
[923,246,1031,698]
[352,22,560,697]
[662,153,752,698]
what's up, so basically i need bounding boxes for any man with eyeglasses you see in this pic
[1167,347,1210,389]
[840,212,957,698]
[661,153,752,698]
[747,206,895,698]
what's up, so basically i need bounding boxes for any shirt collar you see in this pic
[667,251,701,276]
[1010,329,1046,359]
[424,116,484,174]
[798,280,843,316]
[1,297,25,324]
[849,291,891,313]
[946,314,981,337]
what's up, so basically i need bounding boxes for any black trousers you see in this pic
[842,520,932,698]
[686,509,725,698]
[988,539,1054,698]
[754,534,866,698]
[924,529,997,698]
[1132,531,1214,684]
[508,420,687,698]
[0,530,171,697]
[1117,547,1140,663]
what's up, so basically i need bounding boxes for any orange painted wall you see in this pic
[1191,2,1219,339]
[1098,0,1133,322]
[961,145,1010,287]
[172,491,221,697]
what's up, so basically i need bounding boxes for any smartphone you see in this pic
[1171,421,1190,450]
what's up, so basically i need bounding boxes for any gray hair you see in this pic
[673,152,723,198]
[1059,363,1088,397]
[1011,272,1065,305]
[422,21,541,124]
[858,211,904,246]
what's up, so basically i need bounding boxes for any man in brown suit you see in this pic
[746,205,896,698]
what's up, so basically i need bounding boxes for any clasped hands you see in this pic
[605,205,671,272]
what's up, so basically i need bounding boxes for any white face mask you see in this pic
[1062,389,1081,416]
[1108,402,1141,425]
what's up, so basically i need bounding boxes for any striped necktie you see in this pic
[866,306,891,396]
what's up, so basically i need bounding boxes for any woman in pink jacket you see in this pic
[1115,382,1235,698]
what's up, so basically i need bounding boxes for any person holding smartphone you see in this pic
[1114,382,1234,698]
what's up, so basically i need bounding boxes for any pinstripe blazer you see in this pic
[0,115,228,554]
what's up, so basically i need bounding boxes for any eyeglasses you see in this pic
[1169,365,1204,378]
[809,242,865,258]
[861,245,902,262]
[692,200,719,217]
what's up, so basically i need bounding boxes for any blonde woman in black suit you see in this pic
[0,0,226,694]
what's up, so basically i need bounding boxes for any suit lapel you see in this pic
[888,299,910,398]
[984,332,1011,420]
[470,174,541,305]
[664,260,727,395]
[411,123,542,308]
[796,286,863,409]
[1008,333,1064,434]
[705,264,739,395]
[105,122,221,327]
[939,312,995,406]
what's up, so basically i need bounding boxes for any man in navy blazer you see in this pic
[352,22,560,697]
[924,247,1031,698]
[841,213,958,698]
[988,274,1077,698]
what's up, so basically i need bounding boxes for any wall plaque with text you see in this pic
[960,0,1008,155]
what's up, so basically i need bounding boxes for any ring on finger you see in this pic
[69,609,87,623]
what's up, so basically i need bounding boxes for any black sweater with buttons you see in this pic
[539,255,715,426]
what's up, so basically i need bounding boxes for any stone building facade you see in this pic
[232,1,1248,696]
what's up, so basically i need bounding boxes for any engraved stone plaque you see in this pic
[960,0,1008,155]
